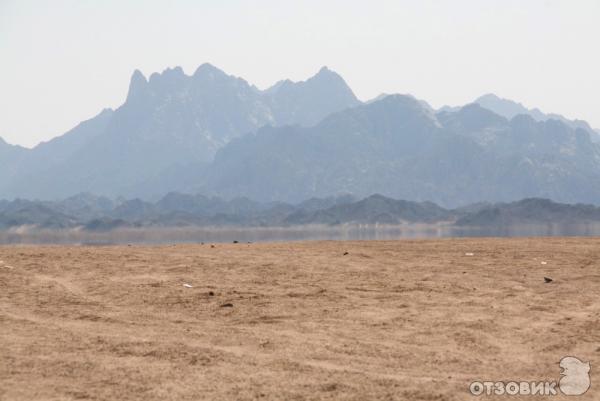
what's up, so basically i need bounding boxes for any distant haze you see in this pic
[1,0,599,148]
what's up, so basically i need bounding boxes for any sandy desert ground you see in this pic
[1,238,599,400]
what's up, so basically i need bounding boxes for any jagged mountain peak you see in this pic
[126,69,149,101]
[307,66,351,88]
[313,65,338,79]
[366,93,390,104]
[305,93,442,135]
[160,66,186,79]
[365,93,426,114]
[263,66,360,126]
[476,93,517,105]
[364,93,441,127]
[193,62,228,79]
[476,93,511,103]
[375,93,421,105]
[474,93,539,120]
[437,103,507,133]
[266,66,349,93]
[265,79,293,93]
[130,69,147,82]
[369,93,433,111]
[475,93,543,116]
[458,102,506,120]
[147,66,189,91]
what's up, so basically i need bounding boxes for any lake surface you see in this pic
[2,223,600,244]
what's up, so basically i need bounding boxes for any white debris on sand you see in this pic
[465,252,475,256]
[183,283,193,288]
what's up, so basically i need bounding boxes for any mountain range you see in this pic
[2,192,600,231]
[1,63,599,207]
[202,95,600,206]
[0,65,359,200]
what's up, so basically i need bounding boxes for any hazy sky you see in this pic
[1,0,599,148]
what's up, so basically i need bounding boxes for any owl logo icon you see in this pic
[559,356,591,395]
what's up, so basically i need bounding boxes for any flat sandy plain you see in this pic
[1,238,599,400]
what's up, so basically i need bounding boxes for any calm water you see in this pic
[2,223,600,244]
